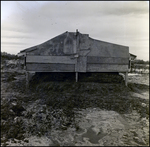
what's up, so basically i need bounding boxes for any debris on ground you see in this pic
[1,57,149,146]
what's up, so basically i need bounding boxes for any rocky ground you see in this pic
[1,60,149,146]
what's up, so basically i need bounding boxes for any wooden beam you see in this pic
[87,64,128,72]
[125,72,128,86]
[26,71,35,88]
[26,63,75,72]
[26,55,76,64]
[87,56,129,64]
[76,57,87,72]
[76,72,78,82]
[26,72,29,88]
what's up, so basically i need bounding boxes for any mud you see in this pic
[1,59,149,146]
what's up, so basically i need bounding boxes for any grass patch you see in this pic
[1,71,149,145]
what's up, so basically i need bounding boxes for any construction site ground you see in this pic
[1,63,149,146]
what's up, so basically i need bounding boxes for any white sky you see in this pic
[1,1,149,60]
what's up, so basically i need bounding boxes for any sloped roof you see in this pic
[20,31,68,53]
[19,31,131,56]
[129,53,137,58]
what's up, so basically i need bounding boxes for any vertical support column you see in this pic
[75,29,79,83]
[26,71,35,88]
[26,71,29,88]
[24,53,27,70]
[125,71,128,86]
[76,72,78,82]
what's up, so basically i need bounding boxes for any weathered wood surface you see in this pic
[88,38,129,58]
[125,72,128,86]
[24,32,78,56]
[79,34,89,49]
[63,32,77,54]
[76,57,87,72]
[26,63,75,72]
[21,32,129,58]
[21,31,129,58]
[26,56,76,64]
[79,49,91,56]
[87,64,128,72]
[87,56,129,64]
[21,31,130,75]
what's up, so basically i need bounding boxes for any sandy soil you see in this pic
[3,108,149,146]
[1,68,149,146]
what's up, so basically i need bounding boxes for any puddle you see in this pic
[82,125,106,144]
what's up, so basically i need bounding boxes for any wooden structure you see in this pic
[129,53,137,71]
[18,30,130,86]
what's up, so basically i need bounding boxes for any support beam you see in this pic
[125,71,128,86]
[26,71,35,88]
[76,72,78,82]
[26,72,29,88]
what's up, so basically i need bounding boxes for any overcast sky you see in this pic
[1,1,149,60]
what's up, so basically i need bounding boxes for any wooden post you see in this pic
[26,71,35,88]
[125,71,128,86]
[76,72,78,82]
[129,59,131,72]
[26,72,29,88]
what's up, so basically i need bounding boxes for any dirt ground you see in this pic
[1,66,149,146]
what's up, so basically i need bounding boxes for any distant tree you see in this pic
[130,59,149,73]
[1,52,21,60]
[133,59,144,64]
[144,61,149,64]
[132,59,149,64]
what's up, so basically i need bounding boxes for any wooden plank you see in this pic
[26,63,75,72]
[79,34,89,49]
[88,38,129,58]
[79,49,91,56]
[125,72,128,86]
[87,56,129,64]
[26,72,29,88]
[76,72,78,82]
[87,64,128,72]
[26,56,76,64]
[76,56,87,72]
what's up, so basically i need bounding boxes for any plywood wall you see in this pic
[24,32,129,73]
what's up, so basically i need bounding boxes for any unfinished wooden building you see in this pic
[18,30,130,86]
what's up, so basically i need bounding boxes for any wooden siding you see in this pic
[87,56,129,64]
[87,64,128,72]
[76,57,87,72]
[25,32,77,56]
[79,34,89,49]
[26,55,76,64]
[26,63,75,72]
[21,32,130,74]
[26,55,129,72]
[88,38,129,58]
